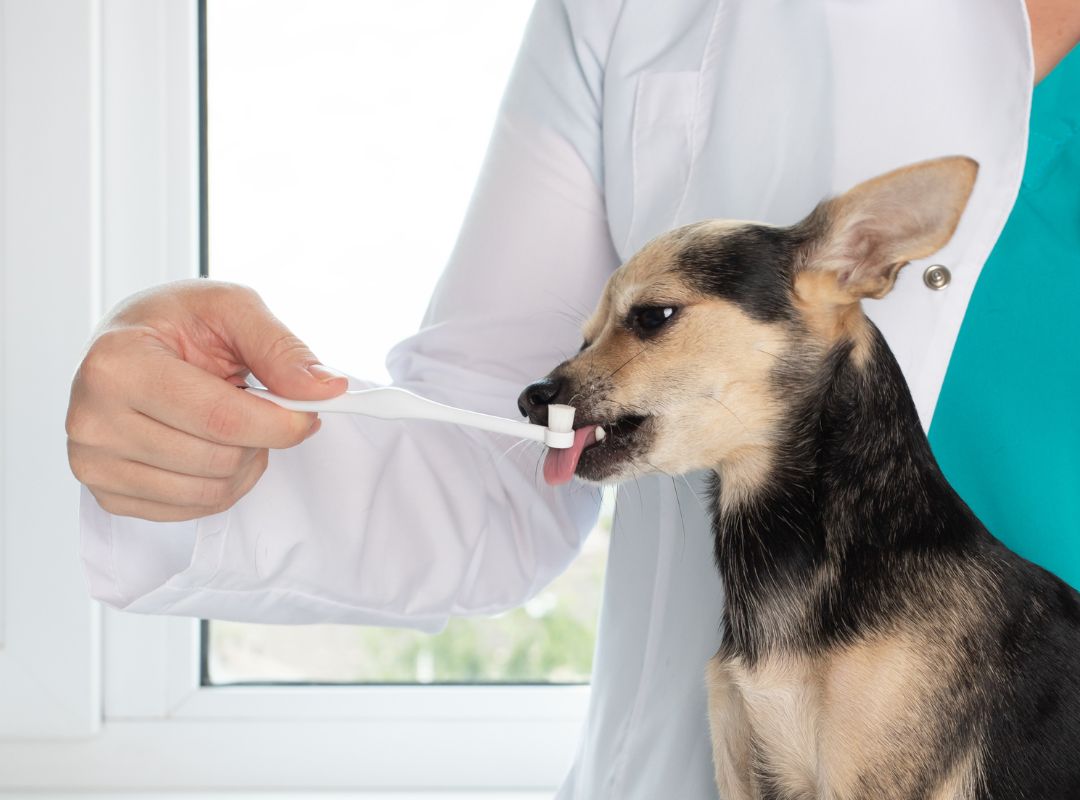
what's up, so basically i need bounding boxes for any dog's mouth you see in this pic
[543,413,651,486]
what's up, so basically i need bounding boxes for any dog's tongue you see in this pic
[544,426,599,486]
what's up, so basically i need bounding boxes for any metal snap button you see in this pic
[923,264,951,290]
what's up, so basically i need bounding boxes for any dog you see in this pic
[519,156,1080,799]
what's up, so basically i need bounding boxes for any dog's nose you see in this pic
[517,377,565,425]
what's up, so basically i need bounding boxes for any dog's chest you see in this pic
[709,637,943,799]
[724,656,825,797]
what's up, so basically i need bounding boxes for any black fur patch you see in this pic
[676,211,825,322]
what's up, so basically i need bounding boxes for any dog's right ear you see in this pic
[798,156,978,302]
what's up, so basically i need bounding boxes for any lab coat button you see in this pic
[923,264,951,290]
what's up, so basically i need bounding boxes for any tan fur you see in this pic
[792,270,875,367]
[708,623,987,800]
[706,657,756,800]
[713,446,776,517]
[820,634,940,797]
[732,654,823,798]
[927,750,983,800]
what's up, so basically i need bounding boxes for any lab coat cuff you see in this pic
[79,484,228,611]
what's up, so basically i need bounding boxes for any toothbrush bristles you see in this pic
[547,404,576,433]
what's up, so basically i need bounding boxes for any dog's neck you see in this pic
[709,323,984,664]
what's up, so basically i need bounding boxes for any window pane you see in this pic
[207,0,533,380]
[205,0,610,685]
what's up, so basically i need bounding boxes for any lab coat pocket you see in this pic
[625,71,699,254]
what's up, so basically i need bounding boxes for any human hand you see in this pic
[66,279,347,521]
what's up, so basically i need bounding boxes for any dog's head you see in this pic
[520,156,977,498]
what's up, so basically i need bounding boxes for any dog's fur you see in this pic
[521,157,1080,798]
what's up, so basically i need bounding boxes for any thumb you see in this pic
[222,292,348,400]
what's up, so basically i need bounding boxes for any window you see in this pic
[203,0,611,687]
[0,0,597,791]
[204,0,533,380]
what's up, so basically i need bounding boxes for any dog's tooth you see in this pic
[595,425,606,441]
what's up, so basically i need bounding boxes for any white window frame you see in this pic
[0,0,587,791]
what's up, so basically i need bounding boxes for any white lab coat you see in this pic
[81,0,1033,796]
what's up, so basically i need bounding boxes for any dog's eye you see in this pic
[629,305,678,336]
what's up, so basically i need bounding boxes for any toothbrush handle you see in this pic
[247,386,550,445]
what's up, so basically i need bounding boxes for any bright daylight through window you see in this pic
[205,0,612,685]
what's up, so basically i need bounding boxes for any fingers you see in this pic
[87,492,217,523]
[75,407,260,478]
[75,312,325,450]
[125,355,321,449]
[76,448,270,521]
[208,288,349,400]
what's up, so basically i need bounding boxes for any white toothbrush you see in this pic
[247,386,582,448]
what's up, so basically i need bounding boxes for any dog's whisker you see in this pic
[531,449,545,487]
[606,346,648,381]
[526,308,587,330]
[494,437,540,468]
[539,289,593,326]
[707,394,748,431]
[677,474,710,515]
[655,470,688,556]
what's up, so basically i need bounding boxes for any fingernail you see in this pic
[308,363,347,383]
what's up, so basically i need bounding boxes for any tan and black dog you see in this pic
[519,157,1080,799]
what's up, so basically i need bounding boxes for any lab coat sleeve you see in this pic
[79,0,625,630]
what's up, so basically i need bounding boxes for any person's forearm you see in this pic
[80,0,625,624]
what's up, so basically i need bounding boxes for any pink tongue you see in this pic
[544,426,599,486]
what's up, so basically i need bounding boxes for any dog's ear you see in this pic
[798,156,978,301]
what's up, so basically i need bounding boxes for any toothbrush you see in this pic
[247,386,584,449]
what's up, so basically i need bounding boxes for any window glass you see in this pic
[205,0,611,685]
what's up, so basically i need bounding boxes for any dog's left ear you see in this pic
[799,156,978,300]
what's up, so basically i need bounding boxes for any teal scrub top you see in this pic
[929,42,1080,589]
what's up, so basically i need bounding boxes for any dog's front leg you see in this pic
[706,654,756,800]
